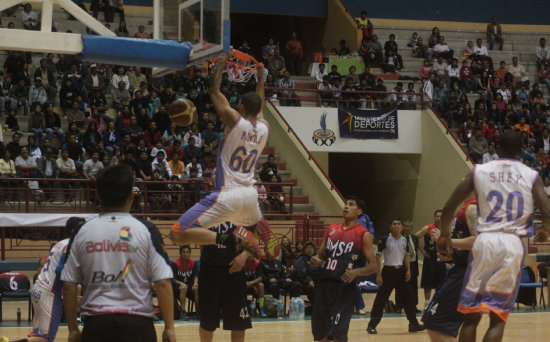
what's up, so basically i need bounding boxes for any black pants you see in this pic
[368,266,419,328]
[265,280,302,299]
[538,261,550,278]
[395,261,419,307]
[82,314,156,342]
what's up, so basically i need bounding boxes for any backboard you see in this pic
[156,0,229,72]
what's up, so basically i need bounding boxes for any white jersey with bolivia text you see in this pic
[35,239,69,293]
[474,159,538,236]
[60,213,173,318]
[215,117,268,189]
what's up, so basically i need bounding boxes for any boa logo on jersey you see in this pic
[120,227,132,242]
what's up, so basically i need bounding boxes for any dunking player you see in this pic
[422,198,477,342]
[310,196,377,342]
[170,55,277,255]
[5,217,85,342]
[438,132,550,342]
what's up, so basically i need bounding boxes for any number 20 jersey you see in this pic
[216,117,269,190]
[321,223,367,280]
[474,159,538,236]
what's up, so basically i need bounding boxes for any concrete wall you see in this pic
[322,0,362,52]
[410,109,473,229]
[264,102,345,215]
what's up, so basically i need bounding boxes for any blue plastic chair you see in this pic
[517,265,546,309]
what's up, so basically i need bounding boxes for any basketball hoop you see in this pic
[210,50,259,83]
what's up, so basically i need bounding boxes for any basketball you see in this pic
[169,98,197,127]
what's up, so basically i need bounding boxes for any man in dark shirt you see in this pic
[6,133,21,160]
[62,134,83,170]
[260,251,301,300]
[183,137,201,164]
[367,219,425,334]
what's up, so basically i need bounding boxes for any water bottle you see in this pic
[249,301,256,318]
[277,299,284,319]
[289,297,298,320]
[17,307,21,324]
[297,297,305,320]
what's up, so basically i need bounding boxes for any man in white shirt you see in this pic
[447,58,461,84]
[536,38,550,71]
[151,150,173,180]
[83,151,104,181]
[474,39,489,56]
[509,56,528,86]
[433,36,453,60]
[482,143,499,163]
[422,75,434,103]
[313,63,328,86]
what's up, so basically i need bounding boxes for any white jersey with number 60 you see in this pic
[215,117,269,189]
[474,159,538,236]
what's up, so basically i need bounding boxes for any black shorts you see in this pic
[82,314,156,342]
[198,264,252,332]
[311,280,355,342]
[422,264,467,337]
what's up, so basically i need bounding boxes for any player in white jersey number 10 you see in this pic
[170,50,279,271]
[438,132,550,342]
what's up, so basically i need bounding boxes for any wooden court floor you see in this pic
[2,301,549,342]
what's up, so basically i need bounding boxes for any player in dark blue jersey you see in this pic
[423,199,477,342]
[310,196,377,342]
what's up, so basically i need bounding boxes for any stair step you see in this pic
[285,195,309,204]
[257,162,287,171]
[262,146,275,155]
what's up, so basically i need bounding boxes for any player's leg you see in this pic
[230,331,245,342]
[482,312,505,342]
[458,313,481,342]
[199,328,214,342]
[427,329,457,342]
[28,288,63,342]
[222,271,252,333]
[179,283,188,314]
[198,265,223,340]
[311,282,330,341]
[326,283,355,342]
[255,283,267,317]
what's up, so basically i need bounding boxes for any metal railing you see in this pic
[267,99,345,202]
[0,213,342,260]
[266,87,426,109]
[0,178,295,214]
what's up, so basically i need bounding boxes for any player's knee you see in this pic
[257,282,264,290]
[180,283,188,292]
[463,312,482,326]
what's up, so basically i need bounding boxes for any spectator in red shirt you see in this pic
[419,59,432,79]
[144,121,162,147]
[482,118,499,144]
[171,245,198,320]
[285,32,303,75]
[460,60,475,93]
[165,140,184,162]
[531,117,545,140]
[133,25,149,38]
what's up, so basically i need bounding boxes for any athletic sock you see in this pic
[258,297,264,308]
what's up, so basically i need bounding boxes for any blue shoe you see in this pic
[179,311,188,321]
[260,308,267,318]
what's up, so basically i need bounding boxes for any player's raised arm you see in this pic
[533,176,550,232]
[209,55,240,126]
[255,63,268,122]
[440,171,475,237]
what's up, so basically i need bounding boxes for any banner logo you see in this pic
[338,108,398,139]
[312,111,336,146]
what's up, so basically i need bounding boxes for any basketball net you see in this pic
[210,50,259,83]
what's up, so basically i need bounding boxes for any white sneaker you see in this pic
[358,309,367,315]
